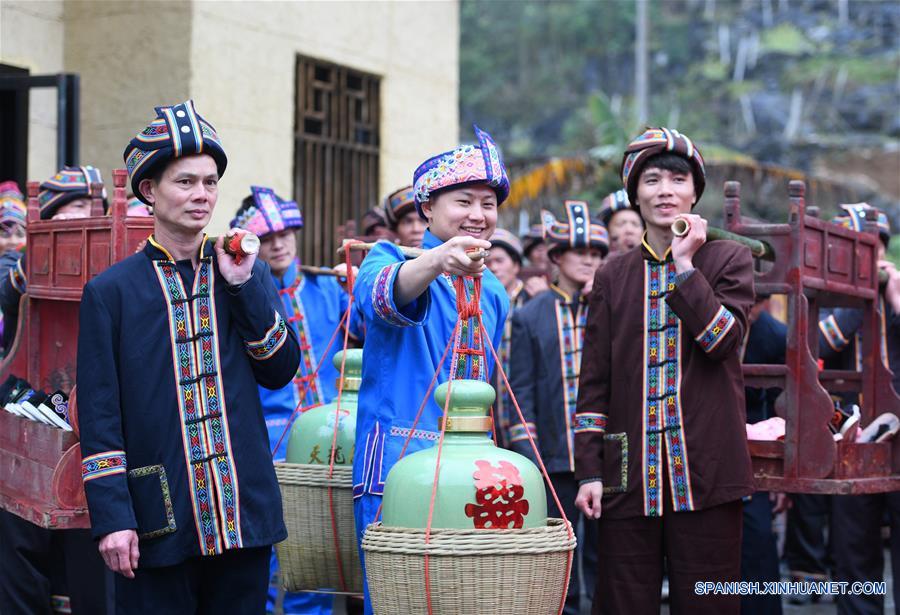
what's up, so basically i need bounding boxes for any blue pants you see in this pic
[268,550,333,614]
[354,493,382,615]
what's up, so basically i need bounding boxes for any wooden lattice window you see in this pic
[294,56,380,266]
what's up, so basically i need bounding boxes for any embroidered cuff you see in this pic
[673,268,695,286]
[9,259,26,295]
[508,422,538,443]
[574,412,608,434]
[371,262,427,327]
[245,311,288,360]
[82,450,127,482]
[695,305,735,353]
[819,315,849,352]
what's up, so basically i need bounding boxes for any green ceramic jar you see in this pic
[285,349,360,466]
[381,379,547,529]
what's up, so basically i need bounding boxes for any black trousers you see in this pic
[114,545,270,615]
[593,493,744,615]
[740,492,782,615]
[0,509,111,615]
[783,493,831,578]
[831,492,900,615]
[547,472,599,615]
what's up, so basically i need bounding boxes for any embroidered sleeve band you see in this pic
[508,422,538,443]
[819,315,849,352]
[245,311,288,360]
[82,450,127,482]
[695,306,735,353]
[372,262,418,327]
[9,259,26,294]
[574,412,608,434]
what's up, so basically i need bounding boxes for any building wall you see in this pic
[1,0,459,235]
[188,0,459,231]
[63,0,193,192]
[0,0,65,184]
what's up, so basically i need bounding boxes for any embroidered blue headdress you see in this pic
[230,186,303,238]
[412,125,510,219]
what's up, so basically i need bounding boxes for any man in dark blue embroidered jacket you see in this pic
[76,100,299,614]
[509,200,607,615]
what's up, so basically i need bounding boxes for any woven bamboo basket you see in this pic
[362,518,575,614]
[274,462,363,594]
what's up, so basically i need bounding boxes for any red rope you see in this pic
[478,311,574,615]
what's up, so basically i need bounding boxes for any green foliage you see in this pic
[759,24,816,56]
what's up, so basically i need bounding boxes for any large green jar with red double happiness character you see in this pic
[285,349,360,466]
[381,379,547,529]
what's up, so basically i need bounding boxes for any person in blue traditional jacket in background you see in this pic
[352,125,511,613]
[76,100,300,614]
[231,185,361,615]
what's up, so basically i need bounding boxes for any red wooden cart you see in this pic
[0,169,152,528]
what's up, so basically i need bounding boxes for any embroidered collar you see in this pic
[273,259,303,291]
[640,231,672,263]
[550,283,586,306]
[146,234,213,262]
[508,279,525,303]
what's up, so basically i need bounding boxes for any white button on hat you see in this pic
[181,126,191,133]
[176,110,186,118]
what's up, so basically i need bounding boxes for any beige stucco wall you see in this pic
[2,0,459,234]
[0,0,65,184]
[189,0,460,232]
[63,0,193,190]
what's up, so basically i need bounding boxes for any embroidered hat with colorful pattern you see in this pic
[0,181,26,228]
[596,188,631,225]
[412,125,510,219]
[38,166,106,220]
[832,203,891,247]
[124,99,227,205]
[230,186,302,238]
[382,185,416,228]
[541,200,609,256]
[489,228,524,265]
[621,127,706,206]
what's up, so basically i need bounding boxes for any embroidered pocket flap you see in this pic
[127,465,177,540]
[602,433,628,495]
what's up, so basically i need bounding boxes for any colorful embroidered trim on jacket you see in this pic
[447,275,485,381]
[508,422,538,444]
[245,312,288,360]
[554,297,589,471]
[642,259,694,516]
[574,412,608,434]
[128,465,178,539]
[82,450,127,482]
[353,422,386,498]
[153,254,242,555]
[372,261,418,327]
[280,273,322,408]
[695,306,736,353]
[495,282,526,445]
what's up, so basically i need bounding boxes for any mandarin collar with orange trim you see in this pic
[550,283,587,306]
[640,231,673,263]
[145,234,215,262]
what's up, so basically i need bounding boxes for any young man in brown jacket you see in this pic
[574,128,756,614]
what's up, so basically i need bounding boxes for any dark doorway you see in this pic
[0,67,80,189]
